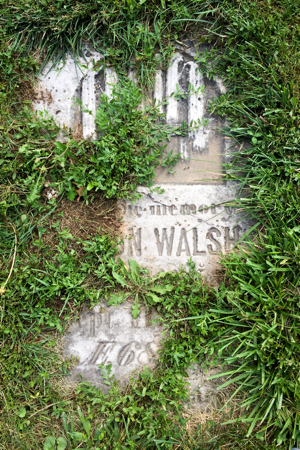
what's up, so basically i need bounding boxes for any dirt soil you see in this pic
[56,194,121,238]
[41,193,123,253]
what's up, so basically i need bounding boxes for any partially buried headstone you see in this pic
[63,300,225,410]
[35,42,251,282]
[63,301,164,391]
[35,43,251,392]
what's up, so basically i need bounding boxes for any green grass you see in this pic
[1,0,300,448]
[0,0,213,87]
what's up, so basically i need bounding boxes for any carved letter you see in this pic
[224,205,237,215]
[90,311,95,337]
[181,204,197,214]
[193,228,206,256]
[199,204,209,214]
[176,228,191,256]
[206,227,222,254]
[170,205,177,215]
[128,228,142,256]
[82,341,115,366]
[98,310,111,328]
[154,227,175,256]
[127,205,142,217]
[134,206,142,217]
[224,225,242,252]
[180,204,188,214]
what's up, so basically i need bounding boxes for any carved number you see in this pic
[80,341,153,367]
[117,342,137,366]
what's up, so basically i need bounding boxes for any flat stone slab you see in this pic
[37,44,245,404]
[64,302,224,409]
[119,185,249,281]
[64,301,164,390]
[34,44,253,278]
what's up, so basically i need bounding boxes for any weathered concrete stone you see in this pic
[153,50,226,185]
[186,364,225,411]
[64,301,164,391]
[64,302,225,409]
[34,44,251,279]
[119,185,248,281]
[34,47,114,140]
[36,44,249,402]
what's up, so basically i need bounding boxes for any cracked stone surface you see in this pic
[119,184,250,283]
[36,42,248,404]
[34,42,253,279]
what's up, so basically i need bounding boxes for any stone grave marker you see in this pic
[35,43,250,282]
[35,43,251,394]
[64,301,163,391]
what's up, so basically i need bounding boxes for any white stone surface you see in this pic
[34,43,252,278]
[119,184,248,280]
[35,49,101,137]
[64,301,225,405]
[64,301,164,390]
